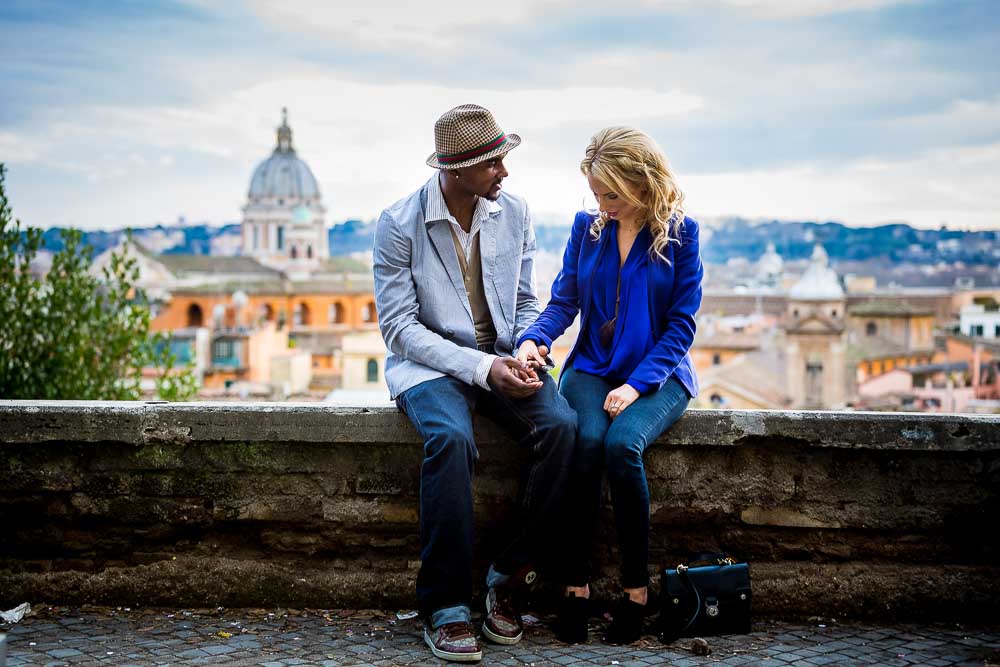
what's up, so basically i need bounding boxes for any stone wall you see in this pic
[1,402,998,621]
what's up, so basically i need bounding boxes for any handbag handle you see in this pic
[688,552,736,566]
[674,564,703,636]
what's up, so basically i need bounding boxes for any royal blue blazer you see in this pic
[519,211,703,398]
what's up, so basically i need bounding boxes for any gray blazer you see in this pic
[373,176,542,399]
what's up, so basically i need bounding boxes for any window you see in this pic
[995,324,1000,338]
[293,302,311,326]
[709,393,724,407]
[971,324,984,336]
[252,225,259,250]
[187,303,204,327]
[831,309,838,318]
[307,245,313,259]
[361,301,377,323]
[329,302,344,324]
[277,225,285,250]
[805,359,824,408]
[213,339,234,361]
[712,353,722,366]
[866,322,877,336]
[366,358,379,383]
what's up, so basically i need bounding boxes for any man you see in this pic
[374,104,577,663]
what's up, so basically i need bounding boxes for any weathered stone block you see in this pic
[1,402,997,621]
[741,506,842,529]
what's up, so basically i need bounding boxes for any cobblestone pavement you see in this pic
[2,606,998,666]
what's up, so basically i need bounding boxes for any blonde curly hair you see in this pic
[580,126,686,262]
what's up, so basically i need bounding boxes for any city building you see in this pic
[129,109,380,398]
[783,245,848,409]
[960,302,1000,339]
[242,108,329,274]
[846,300,936,390]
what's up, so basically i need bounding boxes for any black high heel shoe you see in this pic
[554,593,590,644]
[603,593,647,645]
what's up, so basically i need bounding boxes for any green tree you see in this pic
[0,163,198,400]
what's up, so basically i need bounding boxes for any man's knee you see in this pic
[424,430,478,470]
[536,395,577,438]
[534,404,577,461]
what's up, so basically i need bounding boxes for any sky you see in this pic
[1,0,999,231]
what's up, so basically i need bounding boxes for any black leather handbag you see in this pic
[659,553,752,643]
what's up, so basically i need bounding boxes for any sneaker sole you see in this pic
[481,621,523,646]
[423,628,482,662]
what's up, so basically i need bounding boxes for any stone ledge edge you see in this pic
[2,402,997,451]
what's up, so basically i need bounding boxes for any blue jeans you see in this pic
[559,367,690,589]
[397,372,577,626]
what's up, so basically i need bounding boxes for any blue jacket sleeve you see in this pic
[517,211,591,349]
[627,217,703,394]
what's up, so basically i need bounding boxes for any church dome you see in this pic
[291,203,312,224]
[248,109,320,201]
[789,244,844,300]
[756,241,784,278]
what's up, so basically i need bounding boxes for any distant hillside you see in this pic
[698,217,998,266]
[39,216,999,271]
[37,223,242,257]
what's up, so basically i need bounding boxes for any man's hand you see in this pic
[488,357,543,398]
[604,383,640,419]
[516,340,550,370]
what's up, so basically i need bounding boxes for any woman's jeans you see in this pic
[559,367,690,589]
[397,372,577,626]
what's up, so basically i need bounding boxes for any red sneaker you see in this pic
[482,587,524,645]
[423,621,482,662]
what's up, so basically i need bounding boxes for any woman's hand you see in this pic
[516,340,549,369]
[604,383,640,419]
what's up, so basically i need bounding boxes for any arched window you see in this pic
[866,321,877,336]
[361,301,377,323]
[290,246,298,259]
[293,302,311,326]
[710,393,724,407]
[366,358,379,383]
[187,303,204,327]
[328,302,344,324]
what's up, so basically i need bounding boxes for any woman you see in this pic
[517,127,703,644]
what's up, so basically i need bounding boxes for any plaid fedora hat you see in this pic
[426,104,521,169]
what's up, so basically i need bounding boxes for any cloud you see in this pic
[0,132,39,163]
[703,0,918,18]
[1,73,703,229]
[243,0,577,52]
[2,0,997,232]
[682,142,1000,229]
